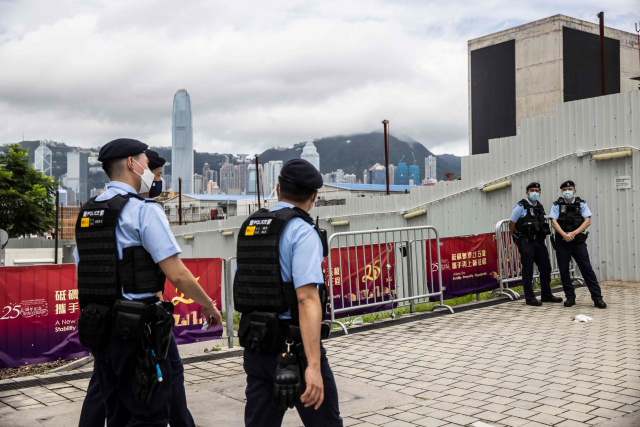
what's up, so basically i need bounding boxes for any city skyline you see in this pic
[4,3,633,157]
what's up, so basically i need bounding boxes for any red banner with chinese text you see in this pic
[322,245,396,319]
[428,233,499,300]
[0,259,222,368]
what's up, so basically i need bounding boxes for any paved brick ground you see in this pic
[1,284,639,426]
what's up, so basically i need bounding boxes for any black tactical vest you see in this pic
[75,194,166,309]
[515,199,551,241]
[554,197,585,233]
[233,207,327,322]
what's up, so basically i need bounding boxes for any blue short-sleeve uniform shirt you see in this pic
[73,181,181,300]
[549,197,592,220]
[509,198,540,223]
[271,201,324,320]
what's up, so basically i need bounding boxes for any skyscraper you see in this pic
[426,155,437,181]
[34,142,52,176]
[388,164,396,186]
[396,163,409,185]
[409,165,420,186]
[246,164,263,195]
[238,161,250,193]
[301,138,320,171]
[193,174,205,194]
[171,89,194,194]
[220,163,239,195]
[344,174,356,184]
[67,152,89,203]
[369,163,386,185]
[264,160,282,196]
[202,162,210,179]
[363,169,369,185]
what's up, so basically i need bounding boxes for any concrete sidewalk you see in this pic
[1,284,639,426]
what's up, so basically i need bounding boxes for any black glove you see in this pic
[273,350,301,411]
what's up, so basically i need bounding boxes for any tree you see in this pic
[0,144,58,238]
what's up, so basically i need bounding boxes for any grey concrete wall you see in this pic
[3,239,76,264]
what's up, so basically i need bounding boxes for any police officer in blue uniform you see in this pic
[76,146,195,427]
[74,138,221,426]
[509,182,563,306]
[236,159,342,426]
[141,149,165,198]
[549,180,606,309]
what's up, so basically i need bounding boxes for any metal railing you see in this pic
[326,225,454,333]
[492,219,584,300]
[223,256,237,348]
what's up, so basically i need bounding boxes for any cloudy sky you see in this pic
[0,1,637,156]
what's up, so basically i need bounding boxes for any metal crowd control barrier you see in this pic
[223,256,237,348]
[222,255,345,347]
[492,219,585,300]
[327,226,454,334]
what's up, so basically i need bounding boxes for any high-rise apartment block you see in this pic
[220,163,239,195]
[425,155,437,181]
[66,152,89,203]
[363,169,369,185]
[172,89,194,192]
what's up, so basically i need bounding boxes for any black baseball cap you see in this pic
[279,159,323,190]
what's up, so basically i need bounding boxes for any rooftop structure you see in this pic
[469,14,640,154]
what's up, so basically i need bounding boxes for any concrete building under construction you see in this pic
[468,14,640,154]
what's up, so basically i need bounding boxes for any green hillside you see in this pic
[259,133,461,182]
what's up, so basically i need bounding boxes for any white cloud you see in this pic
[0,0,637,156]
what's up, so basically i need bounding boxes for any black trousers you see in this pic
[555,239,602,301]
[520,238,553,301]
[243,338,343,427]
[80,335,194,427]
[92,333,184,427]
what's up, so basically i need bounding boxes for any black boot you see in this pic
[526,299,542,306]
[541,295,563,303]
[594,300,607,309]
[564,297,576,307]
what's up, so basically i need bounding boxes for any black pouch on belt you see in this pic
[239,312,281,353]
[151,302,175,361]
[112,300,149,342]
[78,303,111,352]
[132,348,158,406]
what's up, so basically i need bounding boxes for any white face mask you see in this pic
[562,190,574,200]
[132,159,154,193]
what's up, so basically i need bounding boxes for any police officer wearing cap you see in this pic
[549,180,606,308]
[73,138,221,426]
[509,182,563,306]
[77,145,195,427]
[236,159,342,426]
[141,149,166,198]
